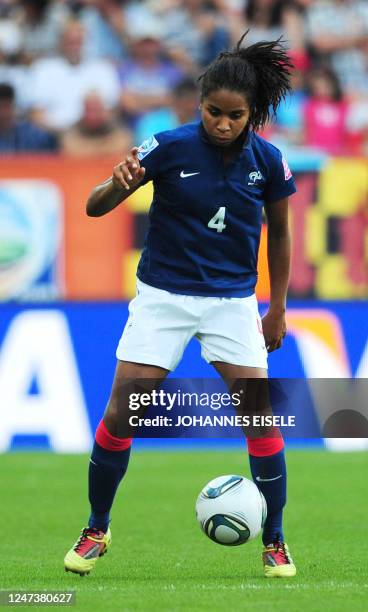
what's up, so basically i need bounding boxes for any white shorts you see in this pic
[116,279,268,371]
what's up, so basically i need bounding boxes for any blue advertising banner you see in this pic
[0,301,367,452]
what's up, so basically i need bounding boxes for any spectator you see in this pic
[66,1,85,14]
[118,20,183,127]
[238,0,305,50]
[305,0,368,95]
[0,1,22,58]
[242,0,284,41]
[26,19,121,132]
[79,0,128,62]
[61,91,132,156]
[16,0,71,61]
[302,65,349,155]
[0,83,58,153]
[346,94,368,156]
[0,5,28,110]
[153,0,230,71]
[272,49,309,145]
[135,76,199,142]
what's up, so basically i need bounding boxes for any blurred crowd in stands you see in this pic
[0,0,367,157]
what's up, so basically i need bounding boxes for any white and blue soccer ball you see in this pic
[195,475,267,546]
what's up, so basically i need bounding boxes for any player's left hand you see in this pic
[261,308,286,353]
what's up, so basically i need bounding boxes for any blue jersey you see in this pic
[136,121,296,297]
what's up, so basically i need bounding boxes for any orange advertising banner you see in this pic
[1,155,366,301]
[0,155,132,300]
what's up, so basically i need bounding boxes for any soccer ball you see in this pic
[195,475,267,546]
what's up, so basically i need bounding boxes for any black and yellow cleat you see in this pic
[64,527,111,576]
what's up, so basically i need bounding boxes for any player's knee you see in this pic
[104,393,136,438]
[102,403,120,436]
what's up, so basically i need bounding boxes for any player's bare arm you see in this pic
[86,147,146,217]
[262,197,291,352]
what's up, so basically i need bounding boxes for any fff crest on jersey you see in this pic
[248,170,263,185]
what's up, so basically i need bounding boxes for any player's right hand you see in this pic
[112,147,146,191]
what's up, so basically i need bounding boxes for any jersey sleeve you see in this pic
[136,133,166,184]
[263,150,297,203]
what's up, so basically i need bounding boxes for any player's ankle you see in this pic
[88,513,110,533]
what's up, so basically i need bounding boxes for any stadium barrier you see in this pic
[0,155,367,301]
[0,301,366,452]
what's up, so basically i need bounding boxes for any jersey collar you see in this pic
[198,121,252,150]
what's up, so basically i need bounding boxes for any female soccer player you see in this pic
[64,33,297,578]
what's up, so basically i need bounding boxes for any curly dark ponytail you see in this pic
[198,31,293,132]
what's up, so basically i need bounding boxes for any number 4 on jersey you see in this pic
[208,206,227,233]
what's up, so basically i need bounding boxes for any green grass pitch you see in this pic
[1,449,367,611]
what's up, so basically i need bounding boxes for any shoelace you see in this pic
[269,542,289,563]
[74,528,102,553]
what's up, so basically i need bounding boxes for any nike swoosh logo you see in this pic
[256,475,282,482]
[180,171,200,178]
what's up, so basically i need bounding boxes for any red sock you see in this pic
[247,433,286,544]
[247,429,284,457]
[95,419,132,451]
